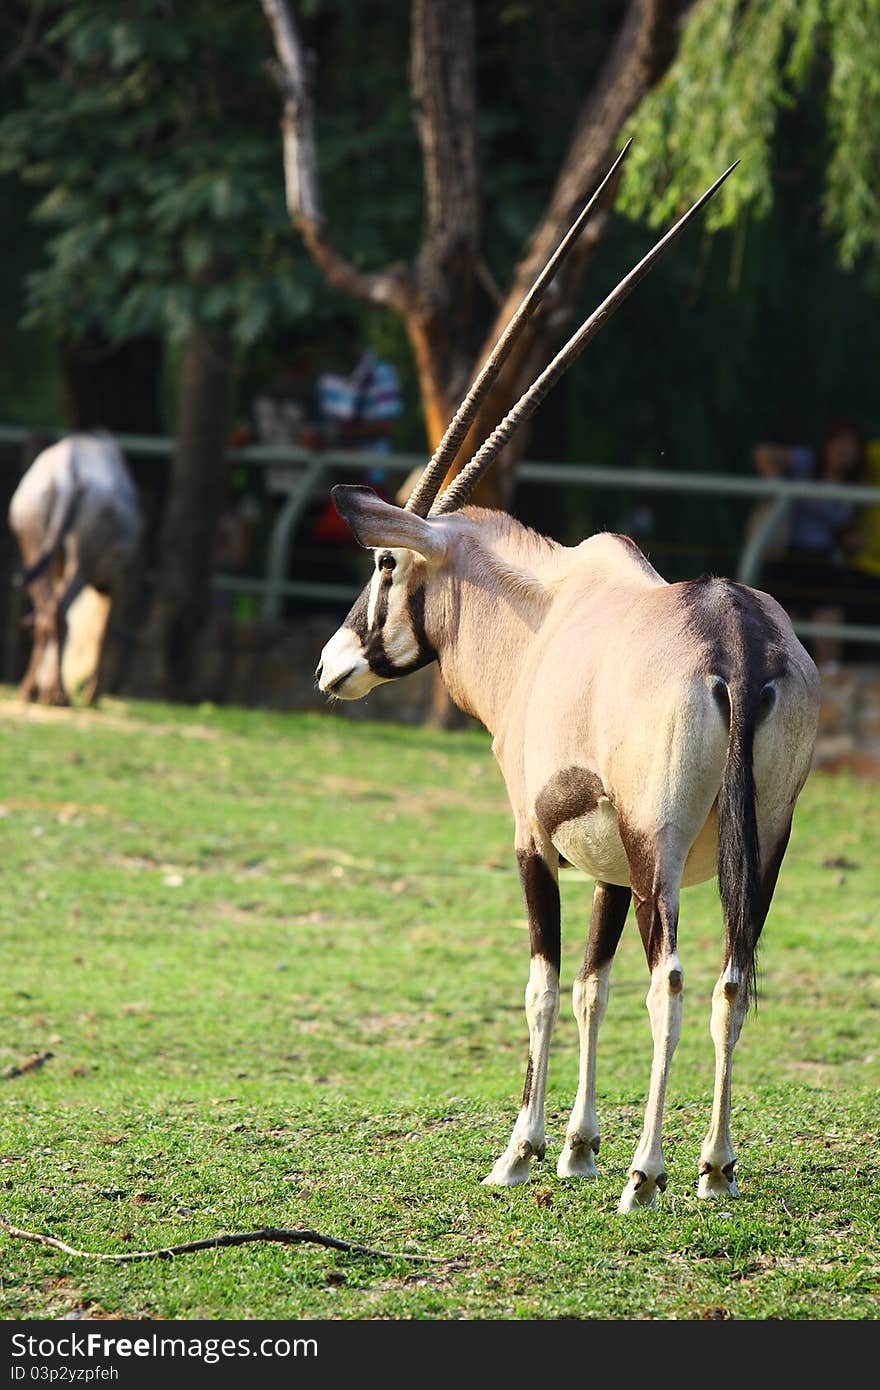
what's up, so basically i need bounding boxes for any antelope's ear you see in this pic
[331,485,448,563]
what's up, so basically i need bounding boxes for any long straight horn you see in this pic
[433,161,739,516]
[404,139,634,519]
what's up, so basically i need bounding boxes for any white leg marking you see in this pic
[618,951,683,1212]
[483,956,559,1187]
[698,963,746,1198]
[557,960,613,1179]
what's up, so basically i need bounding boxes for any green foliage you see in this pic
[0,0,312,346]
[618,0,880,272]
[824,0,880,267]
[0,693,878,1318]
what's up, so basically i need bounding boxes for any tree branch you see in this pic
[261,0,413,312]
[0,1212,461,1266]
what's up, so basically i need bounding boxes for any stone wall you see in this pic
[813,665,880,775]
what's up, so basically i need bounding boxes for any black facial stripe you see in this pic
[373,571,393,630]
[406,584,436,664]
[341,577,437,681]
[345,585,370,642]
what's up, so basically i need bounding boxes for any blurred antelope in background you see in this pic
[9,432,142,706]
[317,147,820,1210]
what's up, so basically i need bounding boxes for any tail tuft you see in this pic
[717,679,762,1001]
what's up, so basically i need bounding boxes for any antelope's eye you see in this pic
[378,553,396,573]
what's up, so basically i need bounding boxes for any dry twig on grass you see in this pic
[0,1213,460,1266]
[1,1051,54,1081]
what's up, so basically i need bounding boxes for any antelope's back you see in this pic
[520,566,818,878]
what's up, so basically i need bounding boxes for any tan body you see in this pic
[316,150,819,1209]
[504,536,815,883]
[319,501,819,1206]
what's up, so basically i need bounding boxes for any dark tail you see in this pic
[716,678,763,1001]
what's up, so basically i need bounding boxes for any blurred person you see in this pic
[752,418,865,670]
[237,329,321,449]
[840,434,880,657]
[308,325,403,545]
[215,458,264,621]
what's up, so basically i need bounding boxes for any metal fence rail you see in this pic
[2,425,879,646]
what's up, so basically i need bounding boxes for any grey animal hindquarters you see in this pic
[8,432,143,704]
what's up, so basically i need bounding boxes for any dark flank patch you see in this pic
[581,882,631,976]
[516,850,561,973]
[535,766,606,838]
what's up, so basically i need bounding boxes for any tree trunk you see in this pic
[131,323,233,701]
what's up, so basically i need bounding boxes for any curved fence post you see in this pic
[263,454,326,621]
[736,494,791,586]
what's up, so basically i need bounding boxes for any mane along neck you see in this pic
[430,508,561,732]
[454,506,565,586]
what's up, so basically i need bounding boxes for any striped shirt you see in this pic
[317,352,402,453]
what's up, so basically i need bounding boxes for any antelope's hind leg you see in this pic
[483,841,560,1187]
[618,837,685,1212]
[698,822,792,1199]
[558,881,630,1179]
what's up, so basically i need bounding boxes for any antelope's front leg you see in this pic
[483,845,560,1187]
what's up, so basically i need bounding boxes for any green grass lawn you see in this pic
[0,688,877,1320]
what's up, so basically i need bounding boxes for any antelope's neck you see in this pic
[427,515,562,734]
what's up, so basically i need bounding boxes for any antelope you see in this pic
[9,431,142,706]
[316,146,820,1210]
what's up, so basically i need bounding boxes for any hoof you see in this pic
[617,1169,666,1212]
[698,1160,738,1200]
[37,686,68,707]
[482,1139,538,1187]
[557,1135,599,1180]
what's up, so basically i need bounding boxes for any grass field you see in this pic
[0,687,877,1321]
